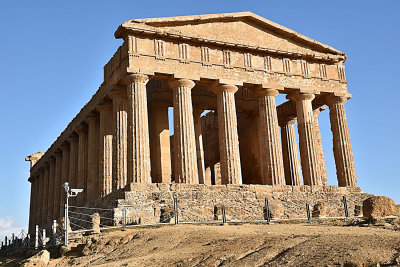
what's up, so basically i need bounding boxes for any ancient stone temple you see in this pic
[26,12,362,234]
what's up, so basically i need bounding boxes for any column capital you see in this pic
[123,73,149,84]
[193,108,204,117]
[84,114,98,125]
[67,134,78,143]
[75,123,88,134]
[279,116,297,127]
[168,78,195,90]
[60,142,69,152]
[326,94,350,106]
[313,105,327,116]
[108,88,127,99]
[287,92,315,102]
[96,103,113,112]
[212,83,238,94]
[48,156,55,163]
[254,88,279,97]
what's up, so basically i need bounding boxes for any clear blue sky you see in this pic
[0,0,399,237]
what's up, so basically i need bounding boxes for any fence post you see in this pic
[65,194,69,247]
[52,220,57,247]
[122,209,126,231]
[306,203,311,221]
[222,206,227,224]
[342,196,349,218]
[264,198,271,224]
[42,229,46,248]
[35,226,39,249]
[174,197,179,225]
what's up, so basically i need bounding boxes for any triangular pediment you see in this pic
[130,12,344,57]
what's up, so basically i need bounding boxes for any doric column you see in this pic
[193,108,206,184]
[149,104,172,183]
[53,151,62,219]
[67,135,78,189]
[125,74,151,184]
[212,84,242,185]
[38,168,45,226]
[60,143,70,217]
[47,157,55,223]
[288,93,321,186]
[42,162,50,225]
[28,176,38,235]
[279,117,302,186]
[326,95,357,187]
[109,90,128,190]
[168,79,199,184]
[76,124,88,206]
[96,103,113,196]
[313,106,328,185]
[85,115,100,203]
[256,88,285,185]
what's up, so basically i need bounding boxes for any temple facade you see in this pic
[26,12,357,234]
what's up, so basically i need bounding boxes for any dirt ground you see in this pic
[2,220,400,266]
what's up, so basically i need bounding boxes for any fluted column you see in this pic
[85,115,100,203]
[34,175,41,228]
[76,124,88,206]
[213,84,242,185]
[313,106,328,185]
[67,135,78,189]
[53,151,62,219]
[125,74,151,184]
[256,88,285,185]
[288,93,321,186]
[42,162,50,225]
[280,117,302,186]
[149,104,172,183]
[97,103,113,196]
[193,108,206,184]
[47,157,55,222]
[168,79,199,184]
[109,90,128,190]
[28,176,38,235]
[327,95,357,187]
[60,143,70,217]
[38,168,45,226]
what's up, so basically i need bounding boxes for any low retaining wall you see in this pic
[102,184,372,225]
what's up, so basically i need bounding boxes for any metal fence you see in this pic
[62,195,361,245]
[0,189,362,253]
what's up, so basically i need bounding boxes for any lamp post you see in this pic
[63,182,83,247]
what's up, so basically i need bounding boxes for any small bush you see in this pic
[59,246,68,256]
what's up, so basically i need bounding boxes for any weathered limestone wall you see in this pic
[87,184,371,226]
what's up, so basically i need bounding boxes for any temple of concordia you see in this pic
[26,12,369,235]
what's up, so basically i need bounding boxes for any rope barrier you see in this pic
[69,216,109,228]
[68,206,114,211]
[68,210,119,222]
[69,221,90,231]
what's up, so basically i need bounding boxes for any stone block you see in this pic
[312,203,326,218]
[91,213,100,234]
[354,205,362,216]
[362,196,399,220]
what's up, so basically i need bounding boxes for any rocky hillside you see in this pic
[2,219,400,266]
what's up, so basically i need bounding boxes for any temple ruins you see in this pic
[26,12,365,234]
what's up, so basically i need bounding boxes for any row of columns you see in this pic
[28,73,357,232]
